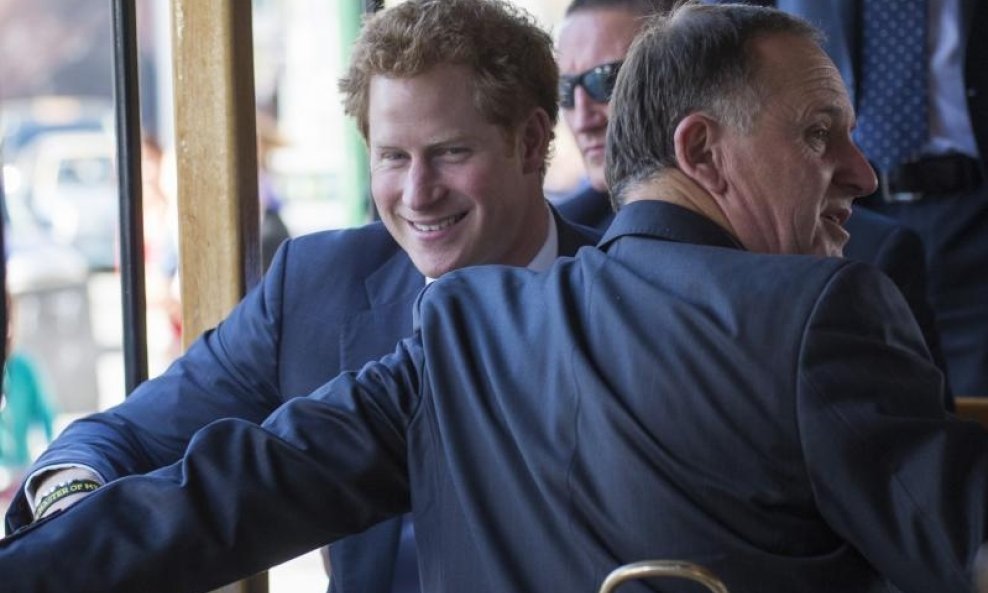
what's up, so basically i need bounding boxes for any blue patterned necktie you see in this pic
[854,0,929,173]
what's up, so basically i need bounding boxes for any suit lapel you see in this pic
[341,207,597,371]
[552,205,601,256]
[340,250,423,371]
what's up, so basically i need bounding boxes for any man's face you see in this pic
[368,64,547,278]
[713,34,877,257]
[557,8,642,192]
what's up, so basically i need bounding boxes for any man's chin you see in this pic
[821,238,846,258]
[819,221,850,257]
[412,252,464,280]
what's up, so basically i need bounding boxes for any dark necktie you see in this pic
[854,0,929,173]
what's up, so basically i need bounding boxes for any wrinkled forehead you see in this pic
[749,33,851,113]
[556,8,648,73]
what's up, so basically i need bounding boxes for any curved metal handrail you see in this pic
[598,560,730,593]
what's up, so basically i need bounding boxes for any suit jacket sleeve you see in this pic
[5,239,297,533]
[0,337,422,593]
[859,220,954,408]
[796,262,988,592]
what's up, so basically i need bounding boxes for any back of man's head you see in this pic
[605,2,820,204]
[340,0,558,142]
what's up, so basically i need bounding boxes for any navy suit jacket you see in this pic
[3,208,599,593]
[1,200,985,593]
[558,185,954,407]
[556,185,614,233]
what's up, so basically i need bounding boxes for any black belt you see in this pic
[881,153,983,203]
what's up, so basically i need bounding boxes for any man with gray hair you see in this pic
[555,0,954,407]
[0,4,985,593]
[4,2,597,593]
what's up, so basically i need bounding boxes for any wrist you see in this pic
[30,467,102,503]
[33,478,102,521]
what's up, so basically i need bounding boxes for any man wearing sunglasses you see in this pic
[555,0,669,231]
[554,0,954,407]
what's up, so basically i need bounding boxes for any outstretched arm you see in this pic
[0,338,423,593]
[5,241,297,532]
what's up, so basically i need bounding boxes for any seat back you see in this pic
[598,560,729,593]
[955,397,988,427]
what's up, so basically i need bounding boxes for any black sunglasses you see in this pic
[559,61,623,109]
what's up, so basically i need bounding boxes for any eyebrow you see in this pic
[809,103,853,127]
[371,134,476,154]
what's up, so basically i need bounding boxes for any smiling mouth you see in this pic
[409,212,467,232]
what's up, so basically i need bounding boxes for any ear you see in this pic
[518,108,552,175]
[674,113,727,195]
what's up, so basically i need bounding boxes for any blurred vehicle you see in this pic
[2,96,117,271]
[1,96,113,158]
[3,168,101,415]
[5,132,118,271]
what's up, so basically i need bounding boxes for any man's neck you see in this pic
[621,170,740,244]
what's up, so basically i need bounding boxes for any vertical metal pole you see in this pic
[111,0,149,394]
[0,172,8,382]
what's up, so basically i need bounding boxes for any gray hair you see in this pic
[605,2,822,206]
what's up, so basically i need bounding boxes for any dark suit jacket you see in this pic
[844,208,953,407]
[556,185,614,233]
[3,209,599,593]
[558,185,954,407]
[1,200,985,593]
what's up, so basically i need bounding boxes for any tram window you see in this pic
[0,1,576,591]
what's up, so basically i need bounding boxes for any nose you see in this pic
[836,138,879,198]
[402,158,442,209]
[568,86,608,134]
